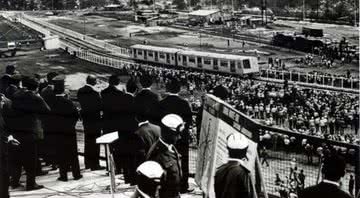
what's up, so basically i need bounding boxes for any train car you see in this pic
[130,44,259,76]
[177,50,259,75]
[131,44,180,66]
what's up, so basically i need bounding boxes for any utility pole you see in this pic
[302,0,305,20]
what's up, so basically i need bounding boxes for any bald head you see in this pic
[86,75,97,86]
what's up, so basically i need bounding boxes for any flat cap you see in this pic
[136,161,164,181]
[161,114,185,132]
[227,133,249,150]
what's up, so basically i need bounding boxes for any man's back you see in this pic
[298,182,352,198]
[134,89,160,123]
[215,161,253,198]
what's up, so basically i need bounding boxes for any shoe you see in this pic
[36,170,49,176]
[180,187,194,194]
[73,175,83,180]
[90,166,105,171]
[26,184,44,191]
[57,177,68,182]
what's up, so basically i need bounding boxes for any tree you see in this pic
[173,0,186,10]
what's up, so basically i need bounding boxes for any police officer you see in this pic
[131,161,164,198]
[215,133,255,198]
[159,78,193,193]
[146,114,184,198]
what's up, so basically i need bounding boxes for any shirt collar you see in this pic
[228,158,244,163]
[86,84,95,90]
[323,179,340,187]
[167,93,179,96]
[138,120,149,127]
[159,138,174,153]
[143,87,151,91]
[55,93,66,97]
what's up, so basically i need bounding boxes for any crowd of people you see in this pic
[0,64,196,198]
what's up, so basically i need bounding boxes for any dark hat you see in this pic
[46,72,59,82]
[213,84,229,100]
[53,75,66,94]
[22,76,39,91]
[108,74,120,86]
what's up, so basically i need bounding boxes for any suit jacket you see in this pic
[101,86,137,134]
[215,161,255,198]
[133,122,160,163]
[134,89,161,123]
[298,182,352,198]
[0,75,11,94]
[77,85,102,132]
[159,95,192,147]
[146,140,182,198]
[6,88,50,140]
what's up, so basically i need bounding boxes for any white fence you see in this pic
[17,13,131,58]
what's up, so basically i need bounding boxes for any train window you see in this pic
[204,58,211,65]
[237,61,242,69]
[243,59,251,68]
[159,53,165,59]
[189,57,195,63]
[148,51,153,57]
[230,61,235,67]
[171,55,174,60]
[197,57,202,64]
[137,50,143,55]
[213,58,218,66]
[220,60,228,67]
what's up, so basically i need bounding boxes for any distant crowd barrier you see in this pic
[260,69,360,93]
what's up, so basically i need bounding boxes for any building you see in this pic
[188,9,222,23]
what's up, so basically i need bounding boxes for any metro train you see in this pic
[130,44,259,76]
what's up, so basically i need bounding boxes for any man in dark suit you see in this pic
[215,133,255,198]
[134,73,161,124]
[133,117,161,173]
[159,77,193,193]
[47,76,82,181]
[77,75,103,171]
[0,94,20,198]
[4,73,21,100]
[298,153,352,198]
[146,114,184,198]
[6,76,50,191]
[39,71,59,170]
[0,64,17,94]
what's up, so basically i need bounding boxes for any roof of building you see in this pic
[189,9,220,16]
[131,44,181,53]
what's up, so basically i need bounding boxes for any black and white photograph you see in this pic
[0,0,359,197]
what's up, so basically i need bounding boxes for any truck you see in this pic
[0,41,17,58]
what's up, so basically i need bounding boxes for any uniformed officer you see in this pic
[215,133,255,198]
[298,153,352,198]
[146,114,184,198]
[131,161,165,198]
[159,78,193,193]
[0,64,17,94]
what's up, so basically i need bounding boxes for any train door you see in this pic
[175,53,178,66]
[213,58,218,70]
[133,49,137,58]
[183,55,187,66]
[197,57,202,68]
[144,50,147,60]
[155,52,158,62]
[230,61,236,72]
[166,53,170,64]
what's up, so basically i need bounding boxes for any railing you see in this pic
[260,69,360,92]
